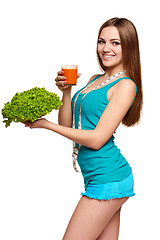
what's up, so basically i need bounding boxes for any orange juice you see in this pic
[61,65,78,85]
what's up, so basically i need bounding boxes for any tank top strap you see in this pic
[88,76,137,89]
[79,76,137,97]
[86,75,102,86]
[107,77,134,88]
[78,75,102,93]
[109,77,137,93]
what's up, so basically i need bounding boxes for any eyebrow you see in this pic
[99,37,120,41]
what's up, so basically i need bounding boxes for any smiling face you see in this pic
[97,26,123,72]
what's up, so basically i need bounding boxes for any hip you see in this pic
[81,172,135,201]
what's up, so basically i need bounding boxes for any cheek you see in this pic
[97,45,103,54]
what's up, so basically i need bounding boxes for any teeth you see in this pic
[103,55,114,58]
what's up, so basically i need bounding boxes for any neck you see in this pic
[103,66,124,78]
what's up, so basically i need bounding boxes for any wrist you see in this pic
[44,119,56,130]
[62,91,71,99]
[43,119,51,129]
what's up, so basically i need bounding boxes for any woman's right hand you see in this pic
[55,71,81,94]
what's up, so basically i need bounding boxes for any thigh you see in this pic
[97,208,121,240]
[62,196,128,240]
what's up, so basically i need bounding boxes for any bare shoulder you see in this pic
[115,78,137,95]
[109,78,137,107]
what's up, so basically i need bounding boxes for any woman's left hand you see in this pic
[24,118,48,129]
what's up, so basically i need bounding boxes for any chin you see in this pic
[102,60,123,69]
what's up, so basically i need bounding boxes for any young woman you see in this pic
[25,18,143,239]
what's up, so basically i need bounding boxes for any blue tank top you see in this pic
[71,75,137,189]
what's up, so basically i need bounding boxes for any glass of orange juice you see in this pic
[61,65,78,85]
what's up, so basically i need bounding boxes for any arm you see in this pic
[55,70,73,127]
[26,79,136,150]
[94,79,137,149]
[55,71,82,127]
[58,92,72,127]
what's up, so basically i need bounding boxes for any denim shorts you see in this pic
[81,172,135,200]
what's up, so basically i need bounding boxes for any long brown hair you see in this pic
[97,17,143,127]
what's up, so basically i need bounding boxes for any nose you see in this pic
[103,42,111,52]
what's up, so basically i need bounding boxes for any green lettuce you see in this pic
[2,87,62,127]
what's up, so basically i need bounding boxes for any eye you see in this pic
[112,41,121,46]
[98,39,105,44]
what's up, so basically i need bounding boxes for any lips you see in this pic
[103,54,115,58]
[101,54,115,62]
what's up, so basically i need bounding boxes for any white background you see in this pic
[0,0,159,239]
